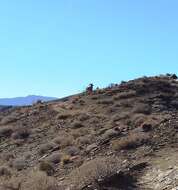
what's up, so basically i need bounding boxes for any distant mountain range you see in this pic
[0,95,58,106]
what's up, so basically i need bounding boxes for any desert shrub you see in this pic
[39,161,55,176]
[56,113,71,120]
[69,157,120,188]
[111,133,150,151]
[106,106,118,114]
[65,146,80,156]
[119,99,134,107]
[1,177,22,190]
[131,114,148,127]
[12,159,27,171]
[11,128,31,140]
[23,171,59,190]
[53,135,73,148]
[71,131,81,139]
[77,113,90,121]
[101,129,119,140]
[0,166,11,176]
[141,122,152,132]
[89,117,100,124]
[132,103,151,114]
[0,126,13,138]
[0,115,18,125]
[97,99,113,105]
[77,136,91,145]
[71,128,89,139]
[79,99,85,105]
[111,112,130,122]
[71,121,84,129]
[39,142,56,155]
[24,152,32,159]
[71,97,79,104]
[113,90,136,100]
[46,153,61,164]
[91,95,99,100]
[1,153,15,161]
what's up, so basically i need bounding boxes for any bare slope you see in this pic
[0,75,178,190]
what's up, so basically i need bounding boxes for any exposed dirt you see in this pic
[0,75,178,190]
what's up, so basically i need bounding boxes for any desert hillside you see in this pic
[0,75,178,190]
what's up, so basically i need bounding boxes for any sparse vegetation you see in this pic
[101,129,119,140]
[97,99,113,105]
[39,142,56,155]
[111,133,150,151]
[12,158,27,171]
[46,153,61,164]
[11,128,31,140]
[65,146,80,156]
[23,171,59,190]
[0,76,177,190]
[76,135,91,145]
[69,157,120,188]
[56,113,71,120]
[132,103,151,114]
[0,166,11,176]
[39,161,55,176]
[113,90,136,100]
[53,135,73,148]
[0,126,13,138]
[71,121,84,129]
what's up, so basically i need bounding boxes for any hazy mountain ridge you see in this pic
[0,95,57,106]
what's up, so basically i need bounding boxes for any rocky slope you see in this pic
[0,75,177,190]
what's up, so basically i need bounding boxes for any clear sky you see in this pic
[0,0,178,98]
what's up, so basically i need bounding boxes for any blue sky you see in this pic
[0,0,178,98]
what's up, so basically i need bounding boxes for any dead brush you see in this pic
[56,113,71,120]
[0,126,13,138]
[39,161,55,176]
[132,103,151,115]
[111,133,150,151]
[39,142,56,155]
[53,135,73,148]
[11,128,31,140]
[68,157,121,189]
[22,171,59,190]
[97,99,113,105]
[113,90,136,100]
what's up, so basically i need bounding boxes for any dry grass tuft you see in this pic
[132,103,151,114]
[12,158,27,171]
[69,157,121,189]
[39,161,55,176]
[111,133,150,151]
[0,126,13,138]
[46,153,61,164]
[11,128,31,140]
[97,99,113,105]
[39,143,56,155]
[53,135,73,148]
[0,166,11,177]
[71,121,84,129]
[113,90,136,100]
[23,171,59,190]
